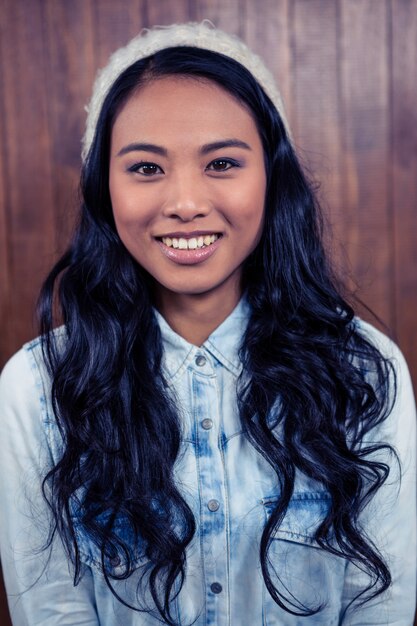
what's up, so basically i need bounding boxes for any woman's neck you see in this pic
[155,282,242,346]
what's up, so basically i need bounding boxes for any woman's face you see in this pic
[109,76,266,302]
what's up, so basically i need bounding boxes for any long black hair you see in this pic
[38,47,396,624]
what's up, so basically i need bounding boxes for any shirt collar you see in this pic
[154,298,250,381]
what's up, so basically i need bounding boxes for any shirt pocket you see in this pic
[262,491,331,546]
[261,492,343,625]
[73,515,147,579]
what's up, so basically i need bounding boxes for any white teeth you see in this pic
[161,234,220,250]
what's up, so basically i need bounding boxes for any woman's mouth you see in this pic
[156,233,222,265]
[160,234,220,250]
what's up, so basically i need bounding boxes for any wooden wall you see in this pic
[0,1,416,624]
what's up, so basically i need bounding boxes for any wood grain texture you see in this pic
[146,0,191,26]
[391,0,417,370]
[0,27,11,364]
[244,0,292,123]
[0,1,416,623]
[43,0,96,253]
[339,0,393,327]
[0,0,57,365]
[92,0,148,67]
[290,0,344,269]
[193,0,243,35]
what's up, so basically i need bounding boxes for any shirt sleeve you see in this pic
[0,347,99,626]
[341,326,417,625]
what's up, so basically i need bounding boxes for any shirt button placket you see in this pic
[193,350,227,622]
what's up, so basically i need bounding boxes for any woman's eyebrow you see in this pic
[200,139,252,154]
[116,139,252,158]
[117,142,167,157]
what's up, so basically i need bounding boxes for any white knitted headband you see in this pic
[82,20,289,162]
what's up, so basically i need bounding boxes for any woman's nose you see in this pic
[162,174,211,221]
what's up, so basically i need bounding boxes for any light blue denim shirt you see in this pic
[0,300,416,625]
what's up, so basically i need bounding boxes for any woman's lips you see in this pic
[156,234,222,265]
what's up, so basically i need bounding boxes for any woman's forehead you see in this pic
[111,76,262,155]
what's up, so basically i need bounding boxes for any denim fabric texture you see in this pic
[0,300,416,625]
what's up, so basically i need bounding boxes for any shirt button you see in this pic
[210,582,223,594]
[195,355,207,367]
[207,499,220,512]
[201,418,213,430]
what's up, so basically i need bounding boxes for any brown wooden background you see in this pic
[1,0,416,624]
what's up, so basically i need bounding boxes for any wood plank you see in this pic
[92,0,149,68]
[193,0,243,35]
[0,16,12,369]
[0,0,56,363]
[290,0,344,272]
[146,0,190,26]
[339,0,392,329]
[43,0,96,254]
[391,0,417,388]
[244,0,292,129]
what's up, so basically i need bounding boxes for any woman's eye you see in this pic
[206,159,239,173]
[128,162,163,176]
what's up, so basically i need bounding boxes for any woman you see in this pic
[0,21,415,626]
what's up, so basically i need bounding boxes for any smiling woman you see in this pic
[0,21,415,626]
[109,76,266,340]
